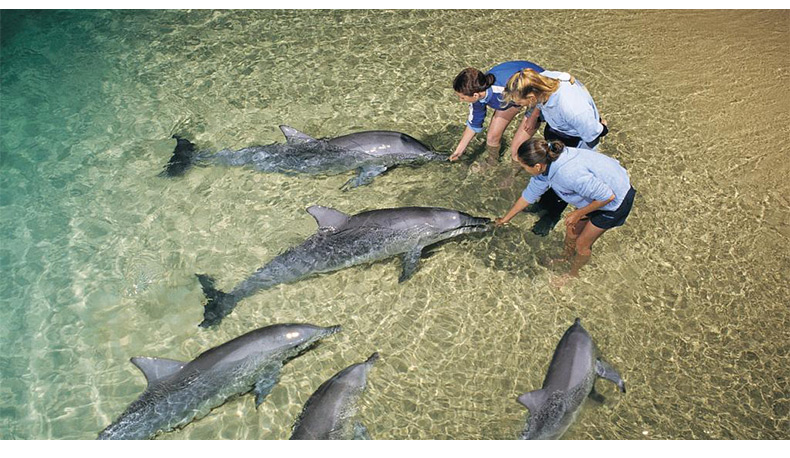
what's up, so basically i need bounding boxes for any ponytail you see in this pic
[517,138,564,167]
[453,67,495,96]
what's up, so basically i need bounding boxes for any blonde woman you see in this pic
[502,69,609,236]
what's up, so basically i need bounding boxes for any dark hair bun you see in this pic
[485,73,496,87]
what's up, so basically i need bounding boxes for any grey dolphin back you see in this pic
[194,206,491,327]
[160,126,446,188]
[517,318,626,440]
[290,352,380,440]
[98,323,341,440]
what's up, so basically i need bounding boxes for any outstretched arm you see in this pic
[449,126,478,161]
[510,108,541,161]
[496,196,531,226]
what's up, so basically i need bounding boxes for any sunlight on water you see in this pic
[0,10,788,439]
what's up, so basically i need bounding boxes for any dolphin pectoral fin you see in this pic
[517,389,548,413]
[253,367,282,408]
[596,359,626,393]
[341,165,389,191]
[589,385,606,403]
[307,205,350,231]
[353,422,371,440]
[130,357,186,388]
[279,125,317,144]
[399,247,423,283]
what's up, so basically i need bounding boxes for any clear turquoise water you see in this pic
[1,10,788,440]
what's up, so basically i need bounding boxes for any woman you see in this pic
[502,69,609,236]
[496,139,635,286]
[449,60,544,163]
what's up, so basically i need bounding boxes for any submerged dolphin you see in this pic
[197,205,492,327]
[162,125,448,189]
[290,352,379,440]
[517,318,626,440]
[97,323,341,440]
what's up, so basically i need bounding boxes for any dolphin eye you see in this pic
[285,332,301,340]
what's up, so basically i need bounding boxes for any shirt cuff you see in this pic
[466,121,483,133]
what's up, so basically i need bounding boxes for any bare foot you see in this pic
[549,273,575,288]
[470,161,486,174]
[540,255,569,268]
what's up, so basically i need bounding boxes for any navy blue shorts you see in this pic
[587,187,636,230]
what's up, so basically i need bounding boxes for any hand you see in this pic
[495,217,508,227]
[565,210,585,228]
[449,151,463,162]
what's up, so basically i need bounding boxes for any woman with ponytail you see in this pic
[448,60,544,162]
[500,68,610,237]
[496,139,635,286]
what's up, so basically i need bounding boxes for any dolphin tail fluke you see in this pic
[196,274,238,328]
[161,135,200,177]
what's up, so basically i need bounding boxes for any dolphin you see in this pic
[97,323,341,440]
[197,205,492,328]
[517,318,626,440]
[162,125,448,189]
[290,352,379,440]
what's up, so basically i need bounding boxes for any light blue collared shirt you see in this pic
[521,147,631,211]
[537,71,603,144]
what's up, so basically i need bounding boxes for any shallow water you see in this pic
[0,10,788,440]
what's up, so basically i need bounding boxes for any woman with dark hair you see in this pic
[449,60,543,162]
[496,138,636,286]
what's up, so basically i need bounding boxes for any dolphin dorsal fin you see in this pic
[517,389,549,413]
[307,205,350,231]
[279,125,316,144]
[131,356,186,387]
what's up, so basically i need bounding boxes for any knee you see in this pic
[486,131,503,146]
[574,241,592,257]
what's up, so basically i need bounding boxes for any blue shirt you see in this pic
[466,60,544,133]
[537,71,603,143]
[522,147,631,212]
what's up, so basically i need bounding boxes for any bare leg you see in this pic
[569,221,607,277]
[486,105,521,159]
[472,106,520,174]
[546,218,587,267]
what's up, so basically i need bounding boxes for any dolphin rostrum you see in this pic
[162,125,448,189]
[197,205,492,328]
[290,352,379,440]
[517,318,626,440]
[97,323,341,440]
